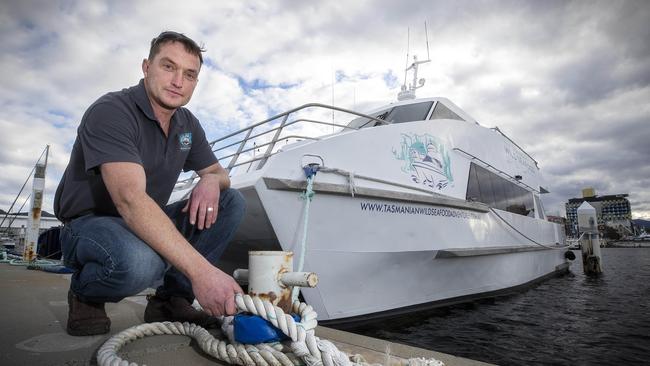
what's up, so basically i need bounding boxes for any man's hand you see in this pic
[101,162,239,317]
[182,174,221,230]
[192,265,243,316]
[183,163,230,230]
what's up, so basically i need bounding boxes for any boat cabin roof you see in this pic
[347,97,478,129]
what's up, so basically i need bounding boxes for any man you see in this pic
[54,31,245,336]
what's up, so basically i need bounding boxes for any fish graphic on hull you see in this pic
[393,132,453,191]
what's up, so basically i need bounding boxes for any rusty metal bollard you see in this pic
[233,251,318,312]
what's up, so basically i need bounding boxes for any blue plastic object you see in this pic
[302,163,320,179]
[234,313,301,344]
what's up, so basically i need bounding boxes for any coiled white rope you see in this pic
[97,294,444,366]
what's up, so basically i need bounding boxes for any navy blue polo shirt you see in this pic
[54,79,217,221]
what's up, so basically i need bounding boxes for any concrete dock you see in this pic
[0,263,491,365]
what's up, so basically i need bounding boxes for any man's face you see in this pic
[142,41,201,111]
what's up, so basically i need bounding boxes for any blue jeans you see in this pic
[60,188,245,303]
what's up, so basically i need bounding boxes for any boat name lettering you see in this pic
[504,145,536,174]
[359,202,480,219]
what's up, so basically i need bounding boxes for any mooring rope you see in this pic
[489,207,567,249]
[0,251,58,266]
[292,173,315,302]
[96,165,445,366]
[97,294,444,366]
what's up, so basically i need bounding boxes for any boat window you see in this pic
[491,173,512,211]
[384,101,433,124]
[475,164,496,207]
[429,102,464,121]
[466,163,534,216]
[466,164,481,203]
[534,195,545,219]
[347,108,392,129]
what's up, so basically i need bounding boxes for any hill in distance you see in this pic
[632,219,650,229]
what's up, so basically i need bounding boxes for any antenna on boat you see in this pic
[404,27,410,88]
[425,21,430,60]
[397,22,431,101]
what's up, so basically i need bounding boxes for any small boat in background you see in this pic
[567,235,582,250]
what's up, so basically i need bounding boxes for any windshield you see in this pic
[347,109,391,129]
[429,102,464,121]
[347,101,434,129]
[385,101,433,124]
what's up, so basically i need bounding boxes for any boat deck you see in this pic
[0,262,491,365]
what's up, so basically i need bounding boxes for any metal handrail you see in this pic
[453,147,540,193]
[219,135,319,162]
[210,103,389,172]
[213,119,357,156]
[209,103,387,145]
[173,103,389,191]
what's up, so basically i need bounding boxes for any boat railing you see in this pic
[175,103,388,190]
[453,147,539,193]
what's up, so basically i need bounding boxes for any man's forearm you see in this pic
[100,162,210,282]
[197,163,231,190]
[118,193,209,281]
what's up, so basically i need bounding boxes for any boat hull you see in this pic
[176,101,572,323]
[221,176,569,322]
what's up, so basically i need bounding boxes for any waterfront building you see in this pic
[565,188,633,238]
[546,214,570,236]
[0,210,61,250]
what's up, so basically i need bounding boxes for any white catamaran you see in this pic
[171,57,571,324]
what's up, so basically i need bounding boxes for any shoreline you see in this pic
[607,240,650,248]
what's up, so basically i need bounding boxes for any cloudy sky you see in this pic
[1,0,648,220]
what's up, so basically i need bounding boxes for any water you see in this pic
[350,248,650,365]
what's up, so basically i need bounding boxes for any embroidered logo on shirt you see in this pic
[179,132,192,151]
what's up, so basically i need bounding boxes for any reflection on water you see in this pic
[350,248,650,365]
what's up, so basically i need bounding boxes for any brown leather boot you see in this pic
[144,294,220,328]
[66,290,111,336]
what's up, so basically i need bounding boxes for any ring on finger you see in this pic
[207,207,214,212]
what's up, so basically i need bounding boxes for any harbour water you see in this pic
[351,248,650,365]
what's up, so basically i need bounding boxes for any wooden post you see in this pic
[23,146,49,262]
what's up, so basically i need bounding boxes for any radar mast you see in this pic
[397,22,431,101]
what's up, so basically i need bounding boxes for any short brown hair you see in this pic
[148,31,205,65]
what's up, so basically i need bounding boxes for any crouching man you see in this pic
[54,31,245,336]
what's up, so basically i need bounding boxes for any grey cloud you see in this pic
[1,0,649,220]
[551,50,650,105]
[595,0,650,59]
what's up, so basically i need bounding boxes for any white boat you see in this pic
[171,62,571,324]
[634,232,650,241]
[567,235,582,250]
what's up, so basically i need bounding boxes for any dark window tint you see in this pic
[347,109,392,129]
[475,164,496,207]
[533,195,543,219]
[385,102,433,124]
[491,173,511,210]
[466,164,481,202]
[466,163,534,216]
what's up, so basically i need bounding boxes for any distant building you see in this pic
[565,188,632,238]
[546,215,565,225]
[547,215,570,236]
